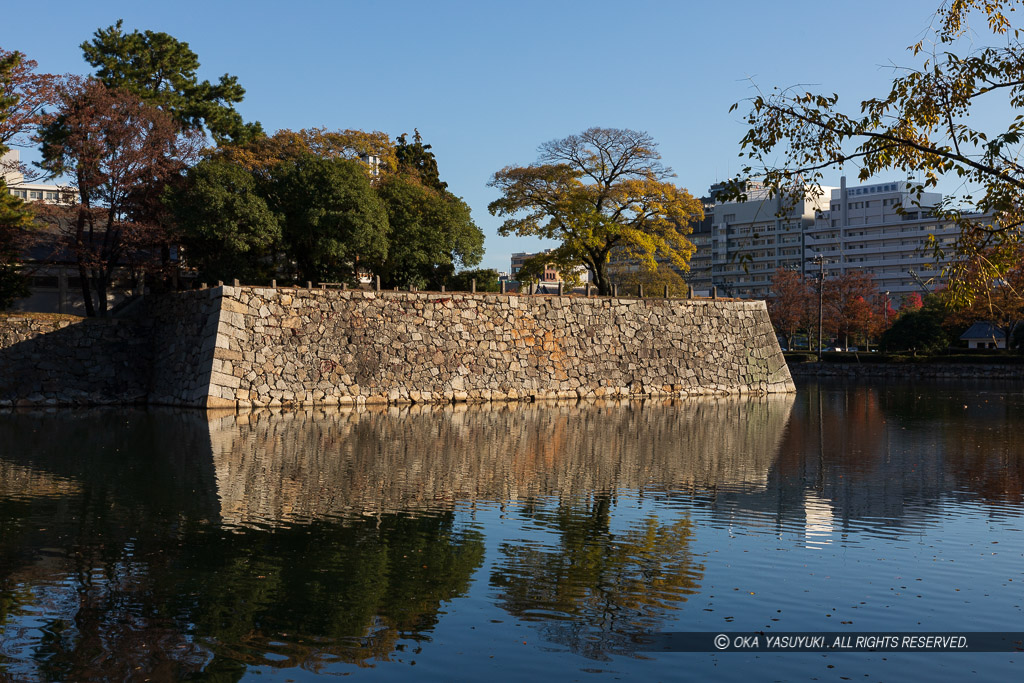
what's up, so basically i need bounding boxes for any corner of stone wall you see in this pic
[203,286,245,410]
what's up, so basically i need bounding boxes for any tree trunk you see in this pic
[74,208,95,317]
[592,262,612,296]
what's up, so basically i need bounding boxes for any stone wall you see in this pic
[0,314,149,406]
[1,287,794,408]
[145,289,225,406]
[203,286,793,408]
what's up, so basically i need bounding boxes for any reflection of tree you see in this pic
[0,410,484,680]
[175,513,484,674]
[491,495,703,660]
[1,504,483,679]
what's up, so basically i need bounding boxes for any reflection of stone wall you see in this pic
[203,286,793,408]
[208,396,795,527]
[0,460,81,499]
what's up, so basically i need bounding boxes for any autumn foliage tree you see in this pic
[949,247,1024,348]
[767,268,813,350]
[824,270,878,350]
[0,51,35,308]
[39,80,201,315]
[489,127,703,295]
[0,47,66,183]
[213,128,397,181]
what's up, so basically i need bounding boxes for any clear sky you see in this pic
[2,0,949,272]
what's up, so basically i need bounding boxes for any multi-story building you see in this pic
[696,181,834,298]
[680,197,714,294]
[806,178,959,297]
[2,150,77,204]
[685,177,973,300]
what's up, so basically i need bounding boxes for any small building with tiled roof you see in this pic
[959,322,1007,350]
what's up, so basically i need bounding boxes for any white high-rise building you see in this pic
[704,181,835,298]
[806,178,961,296]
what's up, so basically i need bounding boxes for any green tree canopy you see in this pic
[395,129,447,192]
[489,127,703,295]
[168,158,282,284]
[266,154,389,284]
[880,294,953,353]
[448,268,501,292]
[82,20,261,144]
[375,172,483,289]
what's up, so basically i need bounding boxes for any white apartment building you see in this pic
[704,181,834,298]
[806,178,959,297]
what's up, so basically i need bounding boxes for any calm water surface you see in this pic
[0,380,1022,681]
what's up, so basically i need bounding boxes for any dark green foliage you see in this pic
[82,20,261,144]
[266,154,388,284]
[395,130,446,192]
[375,173,483,289]
[169,159,281,284]
[447,268,501,292]
[880,300,951,354]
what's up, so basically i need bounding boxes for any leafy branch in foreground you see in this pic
[729,0,1024,305]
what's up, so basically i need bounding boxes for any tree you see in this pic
[881,294,952,353]
[38,80,202,315]
[610,262,690,297]
[395,129,446,192]
[0,51,34,308]
[214,128,397,180]
[81,20,261,144]
[0,48,65,182]
[448,268,501,292]
[867,291,900,345]
[767,268,813,350]
[265,153,388,284]
[489,127,703,295]
[824,271,877,350]
[168,158,282,284]
[729,0,1024,306]
[949,246,1024,348]
[375,172,483,289]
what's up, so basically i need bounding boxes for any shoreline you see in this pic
[788,360,1024,380]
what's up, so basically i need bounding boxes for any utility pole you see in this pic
[812,254,825,361]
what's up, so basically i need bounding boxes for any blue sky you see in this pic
[2,0,950,271]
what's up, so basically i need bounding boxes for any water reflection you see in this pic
[0,384,1022,680]
[492,502,703,660]
[210,396,796,527]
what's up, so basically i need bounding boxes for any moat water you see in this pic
[0,380,1021,680]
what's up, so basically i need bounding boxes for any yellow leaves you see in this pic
[490,129,703,289]
[213,127,397,182]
